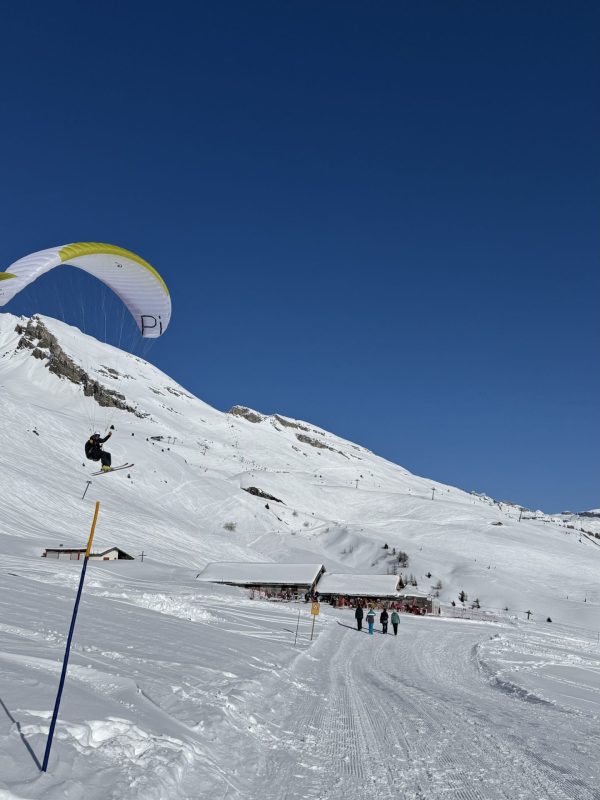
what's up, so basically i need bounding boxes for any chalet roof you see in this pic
[398,586,431,598]
[316,573,400,597]
[196,562,324,586]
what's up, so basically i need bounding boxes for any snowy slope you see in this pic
[1,313,599,799]
[0,313,597,623]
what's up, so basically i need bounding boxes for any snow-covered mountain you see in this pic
[1,313,599,800]
[1,313,597,623]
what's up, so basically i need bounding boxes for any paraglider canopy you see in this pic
[0,242,170,338]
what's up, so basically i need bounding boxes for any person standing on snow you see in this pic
[391,609,400,635]
[380,608,389,634]
[355,604,364,631]
[85,430,113,471]
[366,607,375,635]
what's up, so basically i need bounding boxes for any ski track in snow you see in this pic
[250,617,600,800]
[2,576,600,799]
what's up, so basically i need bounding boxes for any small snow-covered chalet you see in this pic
[317,575,440,614]
[316,573,401,603]
[43,546,134,561]
[196,562,325,598]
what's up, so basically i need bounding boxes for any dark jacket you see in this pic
[380,610,389,623]
[354,606,364,620]
[85,433,111,460]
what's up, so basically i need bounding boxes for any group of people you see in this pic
[354,605,400,635]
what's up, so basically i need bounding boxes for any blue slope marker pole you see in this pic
[42,501,101,772]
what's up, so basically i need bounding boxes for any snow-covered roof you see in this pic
[196,562,324,586]
[398,586,431,598]
[316,573,400,597]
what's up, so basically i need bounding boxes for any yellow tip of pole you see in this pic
[85,502,101,557]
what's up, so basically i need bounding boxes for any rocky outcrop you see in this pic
[165,385,193,399]
[273,415,311,432]
[295,433,347,458]
[295,433,350,459]
[15,317,146,417]
[228,403,348,457]
[228,405,264,423]
[242,486,283,503]
[296,433,330,450]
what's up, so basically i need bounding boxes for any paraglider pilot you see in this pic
[85,429,113,471]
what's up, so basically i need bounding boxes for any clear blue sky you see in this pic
[1,2,597,512]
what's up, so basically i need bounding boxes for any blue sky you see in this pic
[1,2,597,511]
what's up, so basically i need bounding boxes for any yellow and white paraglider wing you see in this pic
[0,242,170,338]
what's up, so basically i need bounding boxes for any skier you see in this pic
[355,604,364,631]
[366,607,375,635]
[391,609,400,635]
[380,608,389,634]
[85,431,113,471]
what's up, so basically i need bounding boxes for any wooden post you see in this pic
[293,610,301,646]
[42,502,100,772]
[310,601,320,640]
